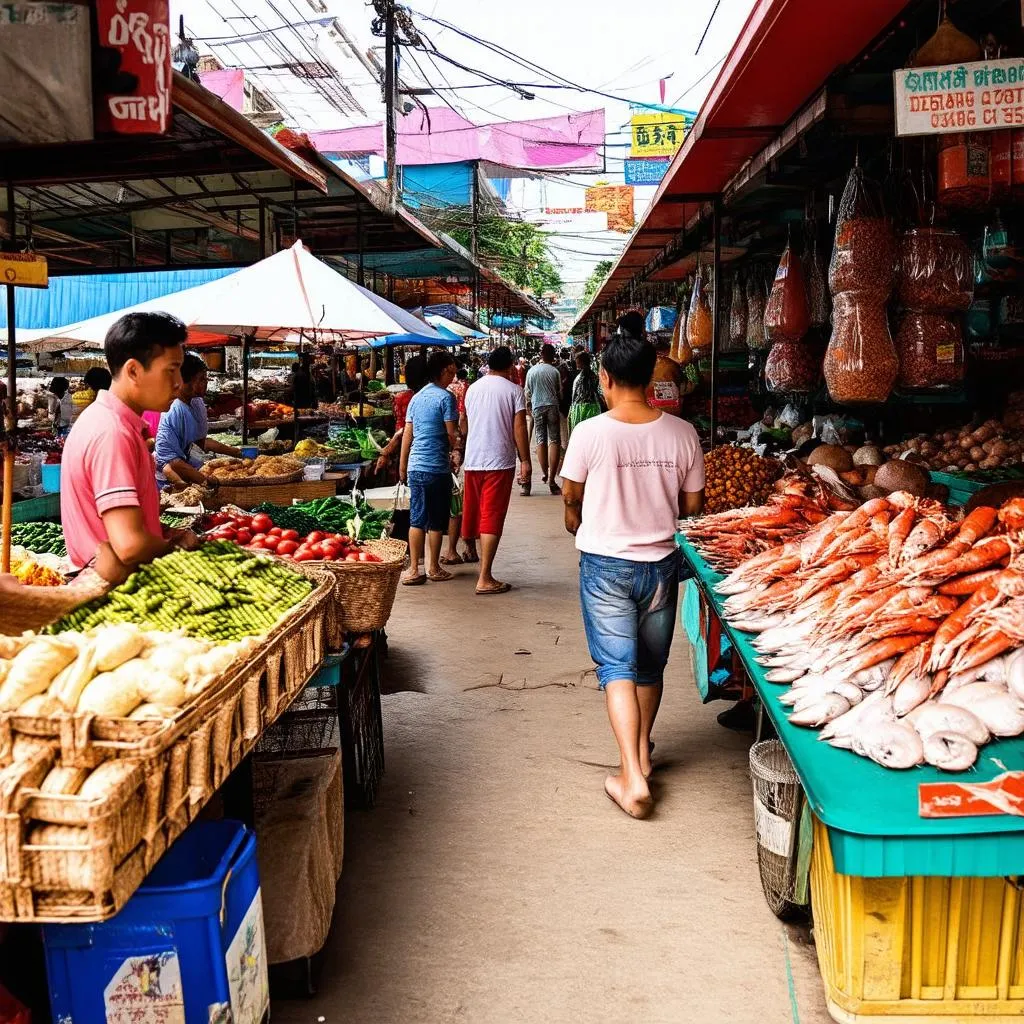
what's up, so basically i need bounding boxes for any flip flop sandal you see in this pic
[401,575,427,586]
[476,582,512,595]
[462,553,480,563]
[439,555,464,566]
[427,569,454,582]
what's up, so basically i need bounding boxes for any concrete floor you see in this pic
[274,485,832,1024]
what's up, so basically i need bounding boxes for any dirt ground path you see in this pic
[274,484,832,1024]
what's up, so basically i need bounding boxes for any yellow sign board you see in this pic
[0,253,48,289]
[630,110,692,158]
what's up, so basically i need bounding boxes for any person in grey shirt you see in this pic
[524,342,562,496]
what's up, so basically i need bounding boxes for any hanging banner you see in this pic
[624,157,672,185]
[895,58,1024,136]
[94,0,171,136]
[584,185,634,233]
[0,253,48,288]
[630,109,693,158]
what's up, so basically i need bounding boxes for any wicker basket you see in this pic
[0,573,109,636]
[210,469,304,487]
[316,538,407,645]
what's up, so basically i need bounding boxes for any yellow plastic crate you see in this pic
[812,817,1024,1021]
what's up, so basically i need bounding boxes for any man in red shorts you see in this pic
[461,346,531,595]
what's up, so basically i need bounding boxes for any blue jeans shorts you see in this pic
[532,405,560,446]
[408,470,452,532]
[579,550,680,689]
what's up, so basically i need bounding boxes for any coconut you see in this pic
[874,459,930,497]
[858,484,889,500]
[806,444,853,473]
[852,445,884,467]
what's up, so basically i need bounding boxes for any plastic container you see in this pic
[40,463,61,494]
[43,819,268,1024]
[811,816,1024,1022]
[240,446,259,460]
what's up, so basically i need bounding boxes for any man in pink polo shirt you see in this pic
[62,312,189,571]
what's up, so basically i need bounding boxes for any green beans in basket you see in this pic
[11,521,66,557]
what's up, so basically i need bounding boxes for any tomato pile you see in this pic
[203,511,382,563]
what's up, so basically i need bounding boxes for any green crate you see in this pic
[11,492,60,523]
[930,470,985,507]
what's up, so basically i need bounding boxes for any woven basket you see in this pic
[315,538,407,644]
[0,573,110,636]
[211,468,303,487]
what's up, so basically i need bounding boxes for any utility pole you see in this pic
[383,0,398,213]
[470,161,480,320]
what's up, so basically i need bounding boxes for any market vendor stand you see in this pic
[677,532,1024,1021]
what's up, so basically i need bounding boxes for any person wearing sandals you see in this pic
[442,366,478,567]
[399,351,459,586]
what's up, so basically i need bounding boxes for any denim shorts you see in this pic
[408,470,452,532]
[579,550,680,688]
[532,405,561,446]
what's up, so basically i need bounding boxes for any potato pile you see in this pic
[704,446,780,514]
[884,421,1024,473]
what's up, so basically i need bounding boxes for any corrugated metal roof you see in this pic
[0,269,238,330]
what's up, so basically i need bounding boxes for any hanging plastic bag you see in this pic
[764,241,810,343]
[803,232,830,329]
[745,270,768,350]
[686,266,713,354]
[897,226,973,311]
[829,166,895,300]
[727,273,747,351]
[895,310,965,388]
[823,293,898,403]
[764,337,818,394]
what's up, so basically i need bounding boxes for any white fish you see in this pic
[766,666,806,684]
[753,621,814,654]
[730,612,786,633]
[893,674,931,718]
[922,731,978,772]
[943,684,1024,737]
[715,573,753,596]
[788,693,851,727]
[853,659,895,692]
[1007,649,1024,704]
[863,721,924,769]
[906,701,990,746]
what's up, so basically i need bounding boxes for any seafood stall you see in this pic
[679,481,1024,1021]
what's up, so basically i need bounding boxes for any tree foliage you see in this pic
[581,260,614,306]
[446,215,563,297]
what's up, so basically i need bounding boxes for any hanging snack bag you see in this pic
[745,269,768,350]
[804,233,830,329]
[686,266,713,355]
[829,166,895,300]
[764,337,818,394]
[764,240,810,343]
[897,226,973,312]
[895,310,965,388]
[727,273,747,351]
[823,293,899,403]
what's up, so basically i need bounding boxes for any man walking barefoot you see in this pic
[524,343,563,496]
[461,346,531,595]
[561,330,704,819]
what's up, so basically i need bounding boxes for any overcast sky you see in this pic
[175,0,756,294]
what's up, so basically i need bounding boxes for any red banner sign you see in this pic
[95,0,171,135]
[919,770,1024,818]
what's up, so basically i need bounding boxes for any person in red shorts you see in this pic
[461,346,531,595]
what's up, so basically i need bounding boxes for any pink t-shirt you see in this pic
[560,412,705,561]
[61,389,163,569]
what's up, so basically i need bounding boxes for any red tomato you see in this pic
[235,529,253,546]
[277,539,299,555]
[321,544,342,561]
[207,512,228,526]
[362,553,380,562]
[307,542,324,558]
[280,529,300,541]
[293,550,314,562]
[261,535,280,551]
[250,533,266,543]
[250,513,273,533]
[332,533,346,541]
[307,531,326,544]
[269,526,283,537]
[232,514,252,526]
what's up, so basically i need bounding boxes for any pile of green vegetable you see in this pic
[11,521,65,557]
[248,497,392,539]
[323,427,389,462]
[50,542,312,642]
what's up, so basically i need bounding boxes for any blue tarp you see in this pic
[367,324,462,348]
[0,269,238,330]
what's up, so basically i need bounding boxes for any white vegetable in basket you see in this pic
[143,636,211,683]
[78,761,137,800]
[49,641,98,712]
[27,823,87,847]
[129,703,181,721]
[92,624,145,673]
[39,766,90,796]
[12,736,51,762]
[17,693,60,717]
[76,662,144,718]
[0,637,79,711]
[0,636,28,660]
[138,672,186,708]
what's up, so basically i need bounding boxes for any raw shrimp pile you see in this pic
[679,472,853,572]
[714,495,1024,772]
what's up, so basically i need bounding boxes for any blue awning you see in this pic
[367,324,463,348]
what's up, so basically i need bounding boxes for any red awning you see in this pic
[574,0,909,325]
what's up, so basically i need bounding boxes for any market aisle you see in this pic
[274,486,831,1024]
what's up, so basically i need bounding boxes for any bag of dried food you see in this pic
[829,166,895,300]
[745,269,768,350]
[823,293,898,403]
[804,232,830,329]
[764,337,818,394]
[728,274,747,351]
[897,226,973,311]
[895,310,965,388]
[686,266,713,355]
[764,241,810,343]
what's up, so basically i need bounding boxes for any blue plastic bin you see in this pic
[240,446,259,459]
[40,463,61,493]
[43,819,268,1024]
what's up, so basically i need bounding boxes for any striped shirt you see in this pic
[61,389,163,569]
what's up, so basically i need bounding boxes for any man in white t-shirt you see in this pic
[461,346,532,595]
[561,326,705,820]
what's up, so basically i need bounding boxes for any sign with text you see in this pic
[624,157,671,185]
[584,185,634,233]
[895,58,1024,136]
[0,253,48,288]
[630,109,692,158]
[919,770,1024,818]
